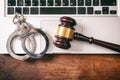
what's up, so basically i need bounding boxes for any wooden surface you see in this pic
[0,54,120,80]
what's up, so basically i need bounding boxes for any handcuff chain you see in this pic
[13,13,26,25]
[13,13,31,38]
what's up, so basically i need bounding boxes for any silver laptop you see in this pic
[0,0,120,54]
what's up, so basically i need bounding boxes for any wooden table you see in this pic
[0,54,120,80]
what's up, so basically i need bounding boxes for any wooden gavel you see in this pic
[54,16,120,52]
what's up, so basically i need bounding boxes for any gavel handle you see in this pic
[74,33,120,52]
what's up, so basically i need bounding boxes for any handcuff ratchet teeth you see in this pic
[7,13,49,60]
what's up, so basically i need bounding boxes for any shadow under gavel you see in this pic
[54,16,120,52]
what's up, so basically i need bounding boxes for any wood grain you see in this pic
[0,54,120,80]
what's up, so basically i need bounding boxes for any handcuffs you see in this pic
[7,13,49,60]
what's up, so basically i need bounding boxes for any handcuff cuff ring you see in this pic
[22,28,49,59]
[7,31,36,61]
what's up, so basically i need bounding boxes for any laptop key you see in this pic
[15,7,22,14]
[93,0,99,6]
[23,7,29,14]
[55,0,61,6]
[70,0,76,6]
[8,0,16,6]
[33,0,39,6]
[85,0,91,6]
[17,0,23,6]
[25,0,31,6]
[8,7,14,14]
[40,7,76,14]
[63,0,69,6]
[87,7,93,14]
[110,10,117,14]
[95,10,101,14]
[30,7,39,14]
[78,7,86,14]
[40,0,46,6]
[101,0,116,6]
[78,0,84,6]
[102,7,109,14]
[47,0,54,6]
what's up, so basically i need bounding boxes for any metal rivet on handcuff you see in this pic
[7,13,49,60]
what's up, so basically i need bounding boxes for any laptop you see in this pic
[0,0,120,54]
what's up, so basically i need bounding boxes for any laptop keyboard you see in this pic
[7,0,117,16]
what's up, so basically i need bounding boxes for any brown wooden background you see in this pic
[0,54,120,80]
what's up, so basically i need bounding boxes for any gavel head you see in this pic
[54,16,76,49]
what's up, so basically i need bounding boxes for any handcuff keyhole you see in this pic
[24,26,27,29]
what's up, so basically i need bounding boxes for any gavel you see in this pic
[54,16,120,52]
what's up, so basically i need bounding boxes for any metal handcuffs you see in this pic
[7,13,49,60]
